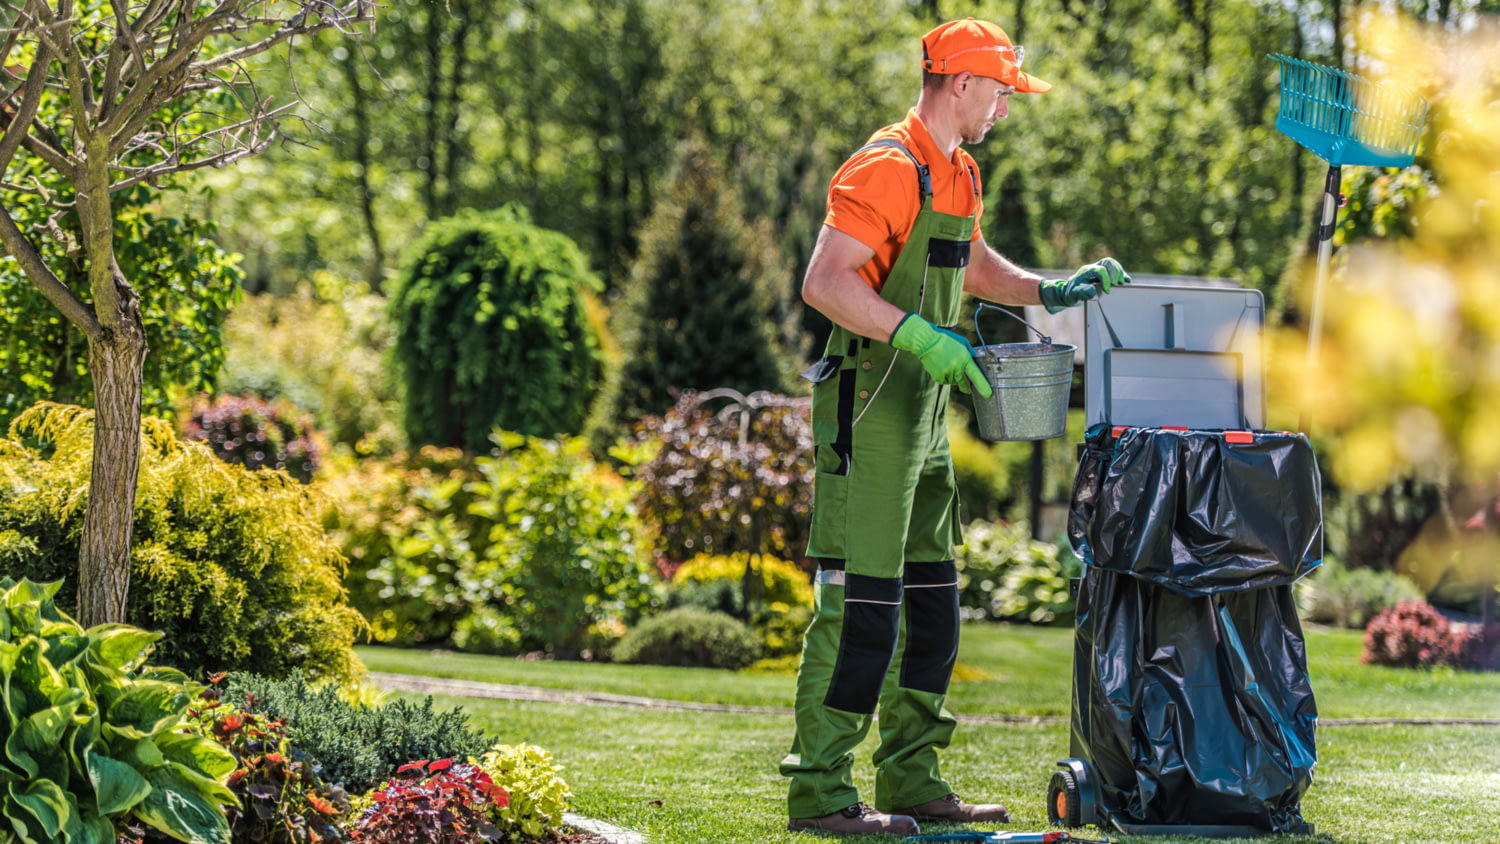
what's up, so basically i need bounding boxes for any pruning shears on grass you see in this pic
[908,832,1114,844]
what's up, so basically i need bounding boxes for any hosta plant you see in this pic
[0,577,237,844]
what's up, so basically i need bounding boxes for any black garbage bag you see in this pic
[1067,425,1322,833]
[1070,425,1323,595]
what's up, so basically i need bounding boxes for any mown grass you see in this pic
[362,623,1500,843]
[358,622,1500,719]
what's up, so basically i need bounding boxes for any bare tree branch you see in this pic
[0,7,51,177]
[0,19,22,78]
[0,202,97,335]
[30,2,99,127]
[100,1,145,114]
[99,2,240,138]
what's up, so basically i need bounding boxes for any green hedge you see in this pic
[390,207,603,451]
[614,608,763,669]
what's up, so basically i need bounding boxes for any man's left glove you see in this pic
[1038,257,1131,313]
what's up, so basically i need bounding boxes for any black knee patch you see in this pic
[825,573,902,714]
[900,561,959,695]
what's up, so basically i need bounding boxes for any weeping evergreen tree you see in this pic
[391,207,604,451]
[597,137,801,430]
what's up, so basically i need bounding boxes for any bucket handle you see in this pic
[974,301,1052,347]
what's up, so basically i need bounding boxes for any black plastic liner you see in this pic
[1067,425,1322,833]
[1070,425,1323,596]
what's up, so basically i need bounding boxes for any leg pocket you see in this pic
[807,446,850,560]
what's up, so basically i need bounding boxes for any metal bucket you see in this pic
[971,303,1075,441]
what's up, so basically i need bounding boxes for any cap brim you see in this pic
[1015,70,1051,93]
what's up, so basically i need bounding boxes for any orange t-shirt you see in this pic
[824,110,984,292]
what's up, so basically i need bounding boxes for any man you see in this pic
[781,18,1130,836]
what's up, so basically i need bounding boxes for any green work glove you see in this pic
[889,313,993,398]
[1038,257,1132,314]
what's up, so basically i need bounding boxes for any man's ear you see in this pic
[953,71,974,94]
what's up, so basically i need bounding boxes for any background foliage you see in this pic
[183,394,324,484]
[217,277,404,456]
[321,433,657,657]
[0,197,243,430]
[0,404,364,682]
[628,390,813,570]
[956,519,1080,624]
[593,137,800,431]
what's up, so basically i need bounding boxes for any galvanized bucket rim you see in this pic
[975,341,1076,358]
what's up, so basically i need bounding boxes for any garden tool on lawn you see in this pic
[1268,54,1428,429]
[909,832,1114,843]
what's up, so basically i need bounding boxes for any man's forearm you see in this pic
[804,269,910,342]
[963,242,1045,305]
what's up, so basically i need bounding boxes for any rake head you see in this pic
[1270,54,1429,168]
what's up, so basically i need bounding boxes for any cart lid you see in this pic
[1083,284,1265,430]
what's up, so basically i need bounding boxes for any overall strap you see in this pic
[856,139,932,201]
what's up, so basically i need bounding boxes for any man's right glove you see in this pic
[1038,257,1131,313]
[890,313,992,398]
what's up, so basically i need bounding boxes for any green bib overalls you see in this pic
[782,139,977,818]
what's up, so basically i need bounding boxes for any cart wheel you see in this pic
[1047,769,1083,828]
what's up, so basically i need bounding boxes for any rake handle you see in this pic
[1300,163,1341,432]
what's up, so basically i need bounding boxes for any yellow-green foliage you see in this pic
[672,553,812,657]
[0,402,365,682]
[472,744,572,840]
[673,553,812,608]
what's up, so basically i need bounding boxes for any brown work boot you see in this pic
[891,792,1012,824]
[788,803,920,835]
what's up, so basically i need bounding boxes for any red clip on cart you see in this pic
[1047,283,1322,837]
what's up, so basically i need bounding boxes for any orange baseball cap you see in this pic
[921,18,1051,94]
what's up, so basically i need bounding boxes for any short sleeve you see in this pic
[824,153,921,253]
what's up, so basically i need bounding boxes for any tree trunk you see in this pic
[78,318,147,626]
[75,140,146,627]
[340,48,385,287]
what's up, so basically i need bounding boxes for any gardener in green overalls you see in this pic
[781,18,1131,836]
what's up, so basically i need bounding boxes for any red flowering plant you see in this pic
[187,676,351,843]
[353,758,509,844]
[1361,600,1469,669]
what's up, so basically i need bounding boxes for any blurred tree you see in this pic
[1264,11,1500,608]
[0,0,374,624]
[593,136,799,432]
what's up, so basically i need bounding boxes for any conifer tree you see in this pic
[598,137,800,430]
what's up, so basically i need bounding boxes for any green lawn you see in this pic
[358,622,1500,719]
[360,623,1500,843]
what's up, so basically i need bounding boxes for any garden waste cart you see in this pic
[1046,284,1322,837]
